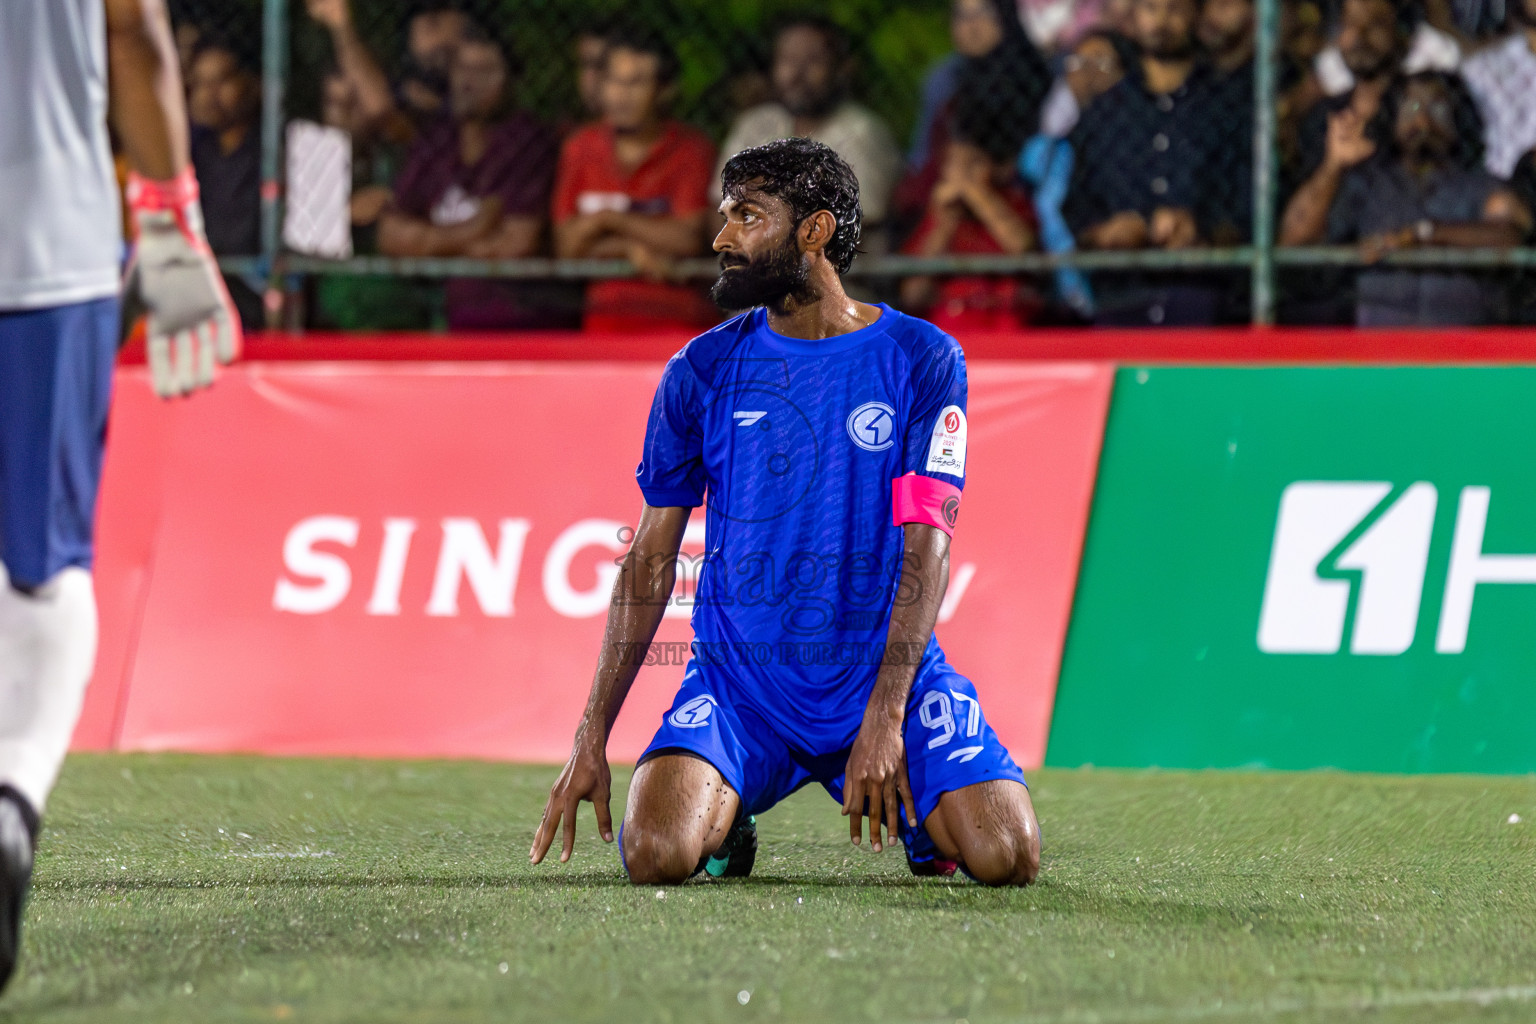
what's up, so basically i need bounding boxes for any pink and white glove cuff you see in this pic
[125,166,201,211]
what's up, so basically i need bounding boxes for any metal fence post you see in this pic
[259,0,288,320]
[1252,0,1279,325]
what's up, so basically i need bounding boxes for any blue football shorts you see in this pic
[0,297,119,589]
[640,647,1028,865]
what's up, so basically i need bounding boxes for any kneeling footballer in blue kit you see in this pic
[531,138,1039,886]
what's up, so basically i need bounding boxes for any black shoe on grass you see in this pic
[0,786,37,995]
[905,848,959,878]
[701,815,757,878]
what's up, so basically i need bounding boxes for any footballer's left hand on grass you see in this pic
[125,167,243,399]
[842,720,918,853]
[530,725,614,865]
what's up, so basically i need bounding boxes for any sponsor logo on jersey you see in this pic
[846,402,896,452]
[669,694,719,729]
[925,405,967,475]
[733,410,767,426]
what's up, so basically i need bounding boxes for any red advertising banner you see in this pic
[77,359,1111,769]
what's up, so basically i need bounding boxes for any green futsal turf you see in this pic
[2,754,1535,1024]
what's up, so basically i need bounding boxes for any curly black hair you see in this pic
[720,138,863,273]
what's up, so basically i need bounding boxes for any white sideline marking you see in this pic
[985,984,1536,1024]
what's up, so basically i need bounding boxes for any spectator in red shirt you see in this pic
[899,94,1040,332]
[553,27,718,333]
[380,23,573,329]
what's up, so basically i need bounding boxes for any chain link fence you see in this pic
[165,0,1536,329]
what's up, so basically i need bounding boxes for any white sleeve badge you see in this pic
[924,405,967,476]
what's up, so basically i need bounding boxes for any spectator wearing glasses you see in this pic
[1038,29,1139,138]
[379,24,569,329]
[1280,71,1530,325]
[553,27,717,332]
[1064,0,1243,325]
[1460,0,1536,179]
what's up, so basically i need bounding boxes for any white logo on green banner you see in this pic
[1258,482,1536,656]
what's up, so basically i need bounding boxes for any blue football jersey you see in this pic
[635,304,969,746]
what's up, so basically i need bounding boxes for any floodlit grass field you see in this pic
[2,755,1534,1023]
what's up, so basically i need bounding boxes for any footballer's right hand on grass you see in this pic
[126,168,243,399]
[531,725,614,864]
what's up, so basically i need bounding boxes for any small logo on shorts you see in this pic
[847,402,896,451]
[941,496,961,528]
[669,694,718,729]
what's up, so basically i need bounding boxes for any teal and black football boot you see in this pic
[700,815,757,878]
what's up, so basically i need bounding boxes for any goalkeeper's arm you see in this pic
[106,0,242,398]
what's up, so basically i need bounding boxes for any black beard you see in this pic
[709,236,814,311]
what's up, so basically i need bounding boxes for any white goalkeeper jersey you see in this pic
[0,0,123,310]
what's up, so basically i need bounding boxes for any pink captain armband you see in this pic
[892,471,962,537]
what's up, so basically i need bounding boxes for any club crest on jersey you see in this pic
[846,401,896,452]
[925,405,967,475]
[669,694,718,729]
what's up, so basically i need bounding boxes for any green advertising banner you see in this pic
[1049,366,1536,773]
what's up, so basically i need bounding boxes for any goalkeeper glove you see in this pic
[125,167,243,398]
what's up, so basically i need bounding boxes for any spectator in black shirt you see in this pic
[1280,71,1529,324]
[1290,0,1414,187]
[186,35,263,329]
[1065,0,1248,324]
[1278,0,1422,323]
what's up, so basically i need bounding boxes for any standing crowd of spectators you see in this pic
[175,0,1536,330]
